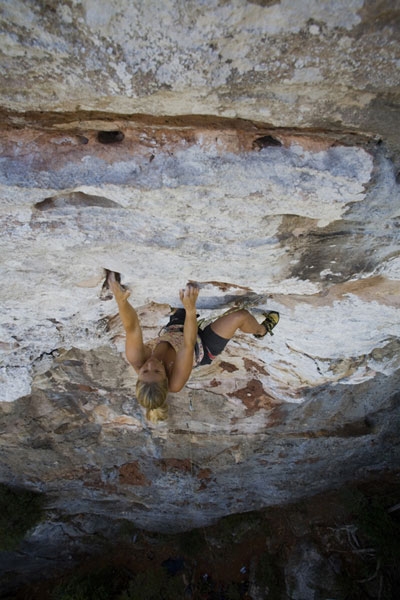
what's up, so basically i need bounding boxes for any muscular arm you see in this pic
[109,275,148,371]
[168,286,199,392]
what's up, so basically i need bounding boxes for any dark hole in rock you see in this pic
[253,135,282,149]
[97,130,125,144]
[34,192,121,211]
[249,0,280,7]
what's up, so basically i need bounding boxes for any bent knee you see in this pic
[232,308,250,322]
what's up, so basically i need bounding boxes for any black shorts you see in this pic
[166,309,229,366]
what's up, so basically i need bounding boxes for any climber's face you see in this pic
[138,357,167,384]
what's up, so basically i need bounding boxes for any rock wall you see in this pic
[1,0,400,158]
[1,0,400,594]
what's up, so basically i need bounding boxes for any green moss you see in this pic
[0,483,45,551]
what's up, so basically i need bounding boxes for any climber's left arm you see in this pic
[168,286,199,392]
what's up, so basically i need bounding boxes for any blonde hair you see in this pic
[136,378,169,422]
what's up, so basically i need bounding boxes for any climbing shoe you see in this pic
[254,311,280,338]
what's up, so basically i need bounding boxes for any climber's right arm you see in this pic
[110,277,148,370]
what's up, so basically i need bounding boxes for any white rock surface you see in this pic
[0,1,400,593]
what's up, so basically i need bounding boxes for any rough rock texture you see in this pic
[0,0,400,595]
[1,0,400,160]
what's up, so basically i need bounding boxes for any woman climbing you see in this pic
[108,272,279,422]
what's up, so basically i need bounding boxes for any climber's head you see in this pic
[136,357,168,422]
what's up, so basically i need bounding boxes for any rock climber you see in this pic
[108,272,279,422]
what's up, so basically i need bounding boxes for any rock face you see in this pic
[0,0,400,595]
[1,0,399,159]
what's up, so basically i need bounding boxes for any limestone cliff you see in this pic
[0,0,399,596]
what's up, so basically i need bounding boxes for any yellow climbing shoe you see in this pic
[254,311,280,338]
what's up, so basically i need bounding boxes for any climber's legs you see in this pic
[209,309,266,339]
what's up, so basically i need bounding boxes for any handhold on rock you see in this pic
[100,269,127,300]
[252,135,282,149]
[97,130,125,144]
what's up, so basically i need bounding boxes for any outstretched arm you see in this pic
[169,285,199,392]
[109,274,148,371]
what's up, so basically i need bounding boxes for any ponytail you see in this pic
[136,378,169,423]
[146,405,168,423]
